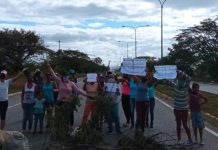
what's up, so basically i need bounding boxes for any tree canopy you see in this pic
[48,50,107,74]
[161,17,218,81]
[0,28,47,72]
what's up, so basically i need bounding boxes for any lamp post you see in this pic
[122,25,149,58]
[58,40,61,50]
[158,0,167,59]
[117,41,129,58]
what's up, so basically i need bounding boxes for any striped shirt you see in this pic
[165,70,191,110]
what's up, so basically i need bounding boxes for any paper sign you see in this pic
[104,82,118,93]
[121,58,147,76]
[154,65,177,79]
[87,73,97,82]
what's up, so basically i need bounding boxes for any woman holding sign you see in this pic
[131,75,149,132]
[164,70,192,145]
[146,71,158,128]
[104,71,121,134]
[121,75,131,127]
[82,73,100,124]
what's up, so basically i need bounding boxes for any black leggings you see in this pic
[0,101,8,120]
[121,94,131,124]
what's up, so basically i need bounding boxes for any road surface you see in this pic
[191,82,218,94]
[5,89,218,149]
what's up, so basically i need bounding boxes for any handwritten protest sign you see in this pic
[87,73,97,82]
[154,65,177,79]
[104,82,118,93]
[121,58,147,76]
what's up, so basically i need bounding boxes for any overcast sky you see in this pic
[0,0,217,66]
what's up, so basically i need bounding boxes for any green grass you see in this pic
[156,84,218,128]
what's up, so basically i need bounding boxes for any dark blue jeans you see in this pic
[34,113,44,132]
[146,98,155,126]
[107,103,120,132]
[22,103,34,130]
[130,98,136,127]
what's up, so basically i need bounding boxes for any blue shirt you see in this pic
[135,82,149,101]
[148,85,155,99]
[129,79,137,99]
[43,82,54,103]
[34,98,45,114]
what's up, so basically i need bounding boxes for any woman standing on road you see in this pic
[47,62,88,129]
[131,75,149,132]
[164,70,192,145]
[42,72,57,128]
[121,75,131,127]
[146,71,158,128]
[21,74,37,133]
[129,78,137,129]
[0,69,27,130]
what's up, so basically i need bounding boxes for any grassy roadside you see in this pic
[156,84,218,128]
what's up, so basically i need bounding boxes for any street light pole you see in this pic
[117,41,129,58]
[158,0,167,59]
[58,40,61,50]
[126,42,129,58]
[122,25,149,58]
[134,28,137,58]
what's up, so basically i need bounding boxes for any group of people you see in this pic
[0,65,208,145]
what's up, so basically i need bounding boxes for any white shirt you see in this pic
[0,79,12,101]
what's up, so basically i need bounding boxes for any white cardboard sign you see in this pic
[104,82,118,93]
[121,58,147,76]
[87,73,97,82]
[154,65,177,80]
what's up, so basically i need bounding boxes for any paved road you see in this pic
[191,82,218,94]
[5,88,218,150]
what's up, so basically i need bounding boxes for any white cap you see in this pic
[0,70,7,75]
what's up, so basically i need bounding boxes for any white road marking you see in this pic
[156,97,218,138]
[8,103,21,109]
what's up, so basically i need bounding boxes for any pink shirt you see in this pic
[50,70,86,102]
[122,81,130,95]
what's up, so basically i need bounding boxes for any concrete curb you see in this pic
[9,92,22,97]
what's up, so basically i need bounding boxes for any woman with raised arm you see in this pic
[0,68,27,130]
[131,75,149,132]
[21,74,36,133]
[164,70,192,145]
[146,71,158,128]
[47,62,88,129]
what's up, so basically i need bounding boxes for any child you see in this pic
[33,90,45,134]
[190,83,208,145]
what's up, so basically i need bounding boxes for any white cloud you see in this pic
[0,0,217,66]
[88,22,104,28]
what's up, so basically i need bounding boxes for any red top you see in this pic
[122,80,130,95]
[189,92,203,112]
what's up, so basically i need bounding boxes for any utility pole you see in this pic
[58,40,61,50]
[158,0,167,59]
[122,25,149,58]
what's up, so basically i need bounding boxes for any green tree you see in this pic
[0,28,47,72]
[163,17,218,80]
[48,50,107,73]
